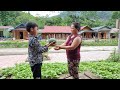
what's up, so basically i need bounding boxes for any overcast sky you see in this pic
[27,11,61,17]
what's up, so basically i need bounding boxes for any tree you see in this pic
[111,11,120,19]
[35,16,46,29]
[105,11,120,28]
[0,11,22,26]
[14,12,36,25]
[80,11,98,20]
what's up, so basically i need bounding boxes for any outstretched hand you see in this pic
[54,45,60,50]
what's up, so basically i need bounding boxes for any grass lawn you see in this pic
[0,39,118,48]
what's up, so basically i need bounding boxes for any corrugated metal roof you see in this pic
[42,26,92,33]
[14,23,26,29]
[42,26,71,33]
[92,26,111,32]
[0,26,13,29]
[78,30,97,34]
[110,28,119,33]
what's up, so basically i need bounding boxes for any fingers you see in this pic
[47,41,56,47]
[54,46,60,50]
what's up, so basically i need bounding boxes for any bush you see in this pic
[107,49,120,62]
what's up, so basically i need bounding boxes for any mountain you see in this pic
[97,11,112,20]
[56,11,112,21]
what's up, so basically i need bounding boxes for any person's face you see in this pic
[31,26,38,36]
[70,24,78,34]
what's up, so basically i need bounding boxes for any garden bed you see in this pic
[0,61,120,79]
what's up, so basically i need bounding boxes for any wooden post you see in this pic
[116,19,120,53]
[54,34,55,38]
[98,32,99,41]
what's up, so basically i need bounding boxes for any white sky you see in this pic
[26,11,61,17]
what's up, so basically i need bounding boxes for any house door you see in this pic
[0,31,3,37]
[20,32,23,39]
[101,33,104,39]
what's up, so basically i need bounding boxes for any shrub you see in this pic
[107,49,120,62]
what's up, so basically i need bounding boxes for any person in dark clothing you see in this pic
[26,22,54,79]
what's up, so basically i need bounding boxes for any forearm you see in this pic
[38,46,48,53]
[59,45,75,50]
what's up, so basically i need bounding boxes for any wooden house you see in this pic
[92,26,111,39]
[10,23,28,40]
[0,26,13,38]
[41,26,93,40]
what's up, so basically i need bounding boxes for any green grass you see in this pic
[0,40,47,48]
[82,39,118,46]
[0,61,120,79]
[0,40,65,48]
[0,39,118,48]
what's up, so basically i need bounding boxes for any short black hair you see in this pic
[72,22,81,31]
[26,22,38,32]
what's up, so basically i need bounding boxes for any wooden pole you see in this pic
[116,19,120,53]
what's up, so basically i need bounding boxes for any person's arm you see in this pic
[29,38,51,53]
[54,36,69,50]
[37,41,55,53]
[37,45,48,53]
[56,37,81,50]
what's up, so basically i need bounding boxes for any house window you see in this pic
[0,31,3,37]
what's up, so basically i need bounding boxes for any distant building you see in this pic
[10,23,43,40]
[110,28,119,38]
[0,26,13,38]
[10,23,28,39]
[42,26,93,39]
[79,26,95,39]
[92,26,111,39]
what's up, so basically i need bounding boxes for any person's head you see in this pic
[26,22,38,36]
[70,22,80,34]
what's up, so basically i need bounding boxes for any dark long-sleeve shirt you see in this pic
[28,35,48,66]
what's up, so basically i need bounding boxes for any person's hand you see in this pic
[46,41,56,47]
[54,45,60,50]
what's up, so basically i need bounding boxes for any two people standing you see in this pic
[26,22,82,79]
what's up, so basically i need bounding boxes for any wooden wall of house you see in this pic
[82,27,91,30]
[81,27,93,39]
[24,31,28,39]
[12,30,28,39]
[98,32,107,39]
[42,33,70,39]
[82,32,92,39]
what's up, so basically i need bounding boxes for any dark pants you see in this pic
[67,60,80,79]
[31,63,42,79]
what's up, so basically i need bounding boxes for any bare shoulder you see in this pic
[75,36,82,41]
[72,36,82,45]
